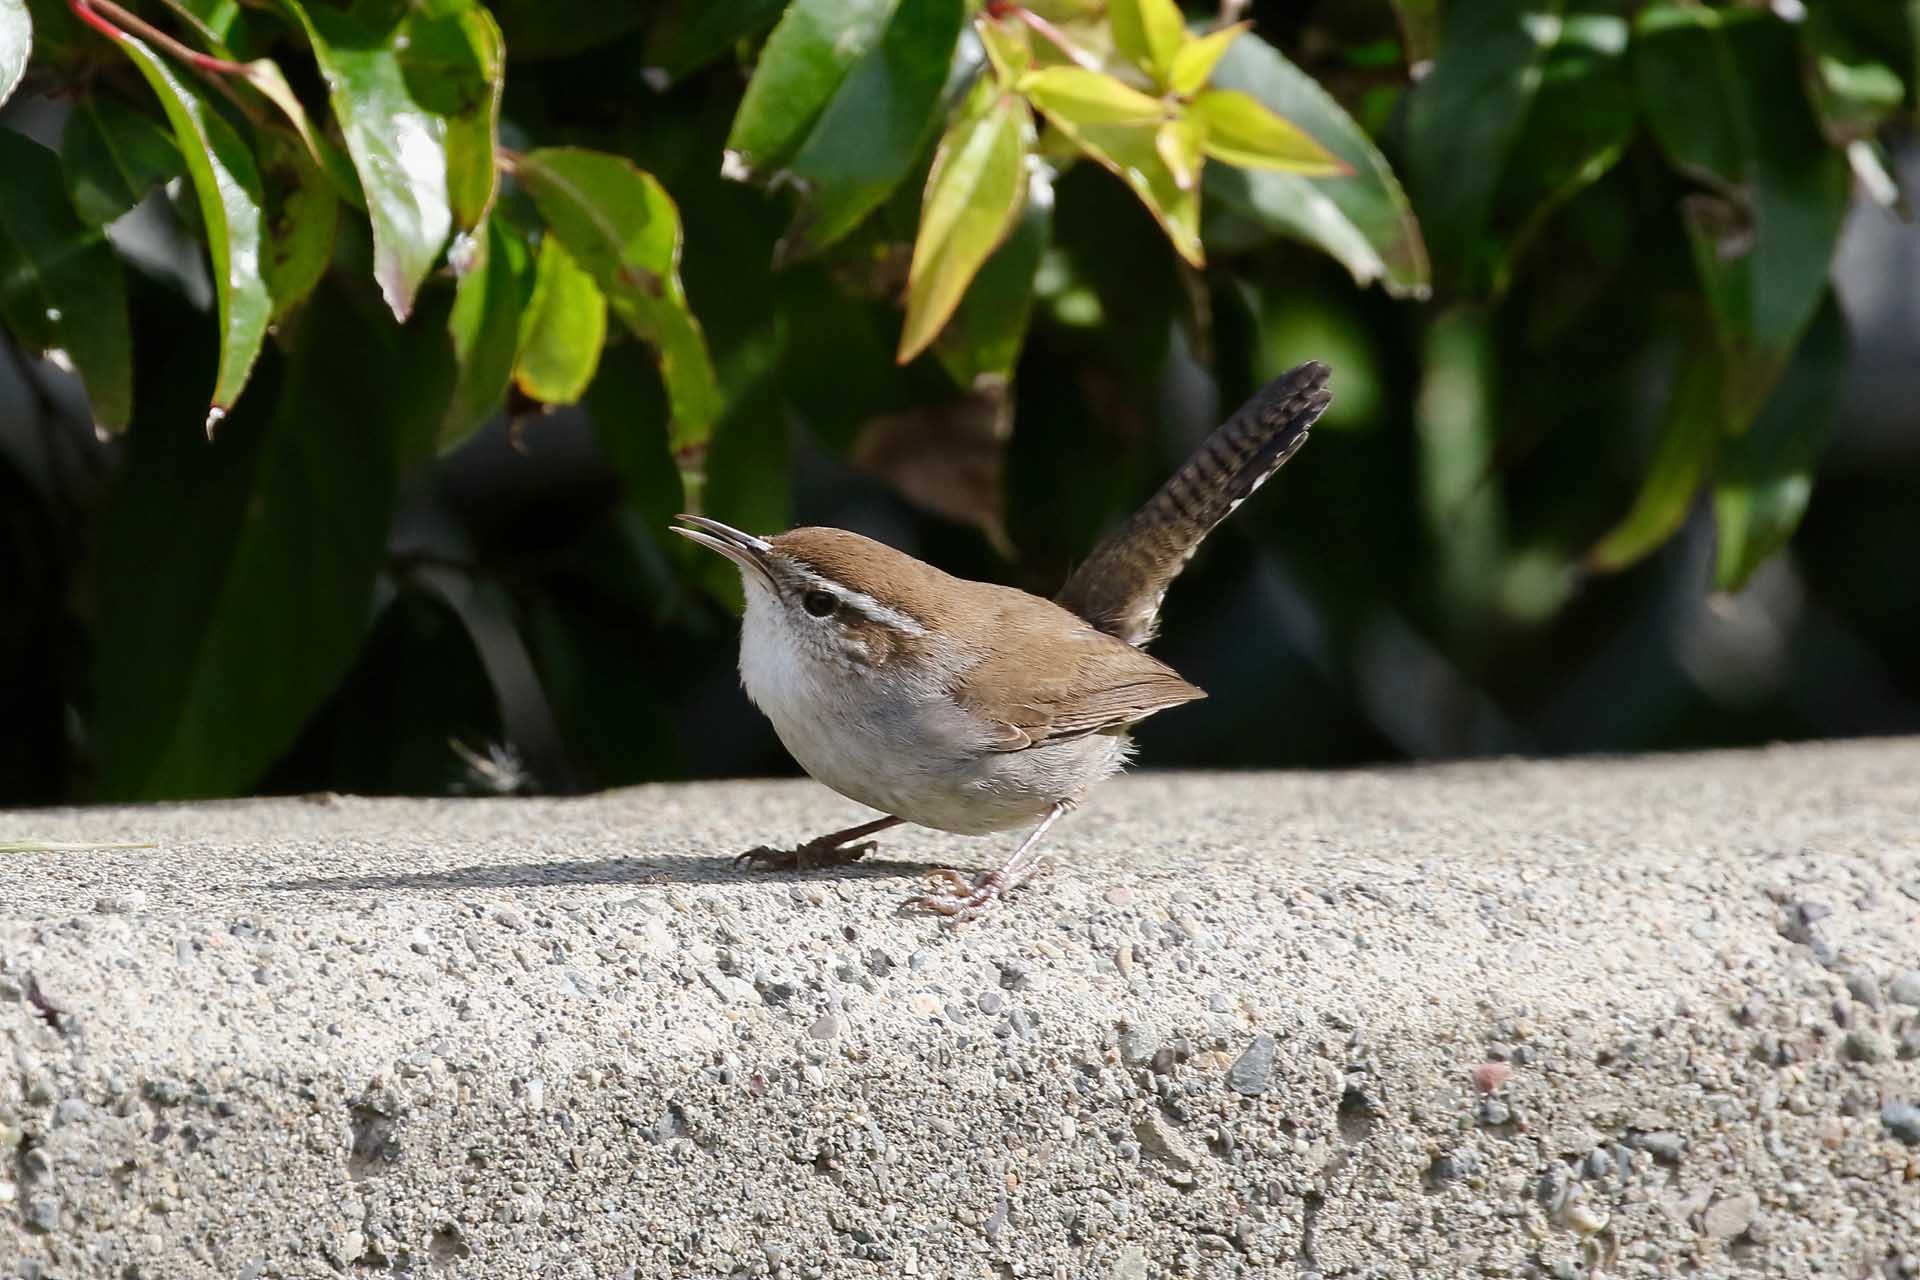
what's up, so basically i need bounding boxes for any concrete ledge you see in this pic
[4,740,1920,1278]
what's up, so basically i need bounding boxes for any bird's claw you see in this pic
[733,839,878,872]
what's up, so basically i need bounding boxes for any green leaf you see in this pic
[279,0,496,320]
[726,0,900,177]
[1168,22,1248,98]
[1202,33,1429,298]
[110,32,271,417]
[585,344,682,534]
[780,0,967,255]
[443,214,534,448]
[1408,0,1636,294]
[978,12,1032,83]
[514,233,606,406]
[92,281,456,800]
[1107,0,1185,82]
[2,0,30,109]
[0,130,134,432]
[935,173,1052,386]
[1713,295,1847,591]
[642,0,787,86]
[1635,5,1851,427]
[514,147,722,452]
[1590,337,1723,573]
[60,93,183,226]
[1156,115,1204,191]
[1019,65,1167,125]
[1804,6,1907,141]
[899,88,1032,363]
[1189,89,1345,174]
[238,60,361,206]
[485,0,647,60]
[259,129,340,324]
[1035,109,1199,266]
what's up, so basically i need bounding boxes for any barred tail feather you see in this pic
[1055,361,1331,647]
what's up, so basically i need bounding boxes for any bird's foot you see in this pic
[903,860,1049,920]
[733,838,878,873]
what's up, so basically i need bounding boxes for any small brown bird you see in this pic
[673,361,1331,916]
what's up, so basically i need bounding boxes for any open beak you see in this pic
[670,514,778,591]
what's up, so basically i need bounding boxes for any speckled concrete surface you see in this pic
[3,739,1919,1279]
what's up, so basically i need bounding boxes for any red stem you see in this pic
[68,0,251,75]
[1013,7,1101,72]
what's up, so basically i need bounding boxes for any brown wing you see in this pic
[949,589,1205,752]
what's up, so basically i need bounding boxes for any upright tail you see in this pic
[1054,360,1331,647]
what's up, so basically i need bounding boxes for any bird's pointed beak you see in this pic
[670,514,778,592]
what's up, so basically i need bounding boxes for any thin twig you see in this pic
[68,0,250,75]
[1014,7,1103,72]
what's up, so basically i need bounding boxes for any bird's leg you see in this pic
[734,815,904,872]
[907,802,1070,919]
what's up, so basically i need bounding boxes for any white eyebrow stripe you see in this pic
[794,568,927,637]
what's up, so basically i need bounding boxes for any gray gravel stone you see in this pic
[1889,970,1920,1008]
[1628,1130,1687,1163]
[1225,1034,1276,1096]
[1884,1103,1920,1146]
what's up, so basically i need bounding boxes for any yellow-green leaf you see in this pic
[1018,65,1167,125]
[514,233,606,406]
[259,129,340,323]
[1156,116,1204,191]
[1107,0,1185,81]
[977,11,1031,83]
[899,89,1033,364]
[1032,109,1201,265]
[1168,21,1249,97]
[1191,89,1346,174]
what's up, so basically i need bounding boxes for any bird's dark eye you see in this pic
[801,590,838,618]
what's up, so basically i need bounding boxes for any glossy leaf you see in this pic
[1590,339,1722,573]
[935,171,1053,386]
[0,130,134,432]
[782,0,966,255]
[2,0,29,109]
[899,88,1032,363]
[1635,6,1850,426]
[1713,296,1847,591]
[1036,110,1199,266]
[1019,65,1167,125]
[1408,0,1635,294]
[279,0,466,320]
[92,282,456,800]
[1190,89,1345,174]
[443,215,535,448]
[643,0,786,86]
[1168,22,1249,98]
[515,147,722,451]
[112,31,271,416]
[408,0,505,233]
[514,233,607,406]
[238,59,360,204]
[726,0,899,177]
[61,93,183,226]
[1203,33,1429,298]
[1107,0,1184,81]
[258,130,340,323]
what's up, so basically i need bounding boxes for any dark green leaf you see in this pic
[1804,5,1907,140]
[514,232,606,406]
[935,169,1052,386]
[407,0,504,233]
[585,343,681,536]
[643,0,787,86]
[259,129,340,323]
[1408,0,1635,294]
[1635,5,1850,426]
[60,93,183,227]
[1590,337,1722,573]
[485,0,647,60]
[1713,295,1847,591]
[2,0,30,109]
[515,147,722,452]
[442,214,534,448]
[278,0,470,320]
[725,0,899,177]
[899,86,1032,362]
[92,281,456,799]
[109,32,271,417]
[780,0,966,255]
[0,130,134,432]
[1204,33,1430,298]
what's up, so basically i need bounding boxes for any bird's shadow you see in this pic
[268,850,945,894]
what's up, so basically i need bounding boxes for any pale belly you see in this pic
[737,610,1131,835]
